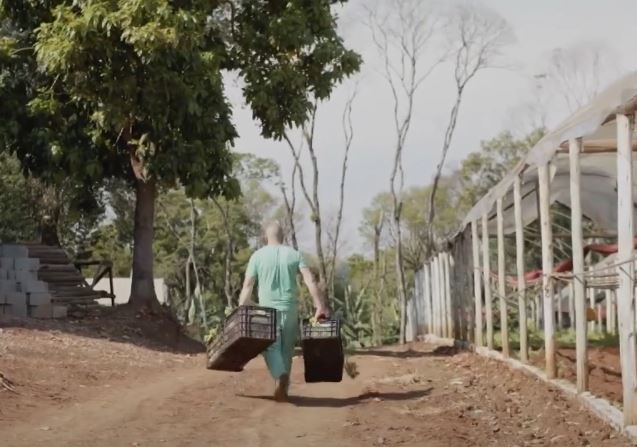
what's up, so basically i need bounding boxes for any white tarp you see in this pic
[455,70,637,240]
[482,153,637,235]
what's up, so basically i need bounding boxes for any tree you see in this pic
[427,2,512,250]
[0,153,104,250]
[360,200,387,345]
[275,162,300,250]
[455,129,544,212]
[367,0,446,344]
[326,86,358,297]
[544,41,620,114]
[1,1,360,308]
[284,106,331,290]
[0,153,40,242]
[213,153,278,310]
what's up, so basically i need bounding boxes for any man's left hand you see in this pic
[314,306,331,321]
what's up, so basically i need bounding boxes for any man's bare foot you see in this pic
[273,374,290,402]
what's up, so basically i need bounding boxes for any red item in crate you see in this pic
[206,306,276,372]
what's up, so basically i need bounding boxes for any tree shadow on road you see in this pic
[239,388,433,408]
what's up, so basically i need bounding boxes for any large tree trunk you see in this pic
[212,198,234,309]
[129,178,158,308]
[223,237,234,309]
[372,213,384,346]
[394,212,408,345]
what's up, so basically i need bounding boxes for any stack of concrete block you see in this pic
[0,244,67,319]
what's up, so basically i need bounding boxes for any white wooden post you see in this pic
[538,163,556,379]
[444,252,453,338]
[570,136,588,391]
[496,197,509,357]
[568,282,575,330]
[557,286,563,330]
[438,253,447,337]
[441,252,450,337]
[514,174,528,362]
[608,290,617,335]
[436,255,443,337]
[482,213,494,350]
[431,256,439,336]
[535,295,542,329]
[424,262,432,334]
[596,303,603,332]
[438,256,444,337]
[605,289,612,334]
[616,112,637,425]
[589,279,596,333]
[472,221,483,346]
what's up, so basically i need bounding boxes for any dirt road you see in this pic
[1,329,632,447]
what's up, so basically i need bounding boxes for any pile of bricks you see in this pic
[0,244,67,319]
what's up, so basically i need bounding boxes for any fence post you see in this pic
[482,213,494,350]
[497,197,509,357]
[538,163,556,379]
[616,112,637,425]
[424,262,432,334]
[444,252,453,338]
[472,221,483,347]
[513,174,528,361]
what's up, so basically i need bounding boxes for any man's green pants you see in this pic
[263,308,298,380]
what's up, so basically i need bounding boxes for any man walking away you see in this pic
[238,222,329,402]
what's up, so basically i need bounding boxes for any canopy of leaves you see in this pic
[1,0,361,199]
[0,152,104,247]
[456,128,545,209]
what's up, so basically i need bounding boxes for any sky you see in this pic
[224,0,637,256]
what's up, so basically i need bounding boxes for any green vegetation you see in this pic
[1,2,588,348]
[1,0,360,308]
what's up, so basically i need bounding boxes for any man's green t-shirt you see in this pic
[246,245,307,311]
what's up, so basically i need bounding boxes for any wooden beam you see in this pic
[588,273,596,333]
[552,233,617,239]
[497,197,509,357]
[436,255,443,337]
[555,143,637,155]
[431,256,439,336]
[535,295,542,330]
[605,289,612,334]
[610,289,617,335]
[568,282,575,331]
[440,253,448,337]
[413,267,422,338]
[514,174,528,362]
[440,253,447,338]
[492,233,617,240]
[482,213,494,350]
[471,221,483,347]
[435,254,443,337]
[557,285,563,330]
[616,112,637,425]
[443,252,454,338]
[538,163,556,379]
[424,262,432,334]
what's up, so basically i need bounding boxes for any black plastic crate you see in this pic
[206,306,276,372]
[301,318,344,383]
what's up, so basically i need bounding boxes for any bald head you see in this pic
[264,221,284,245]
